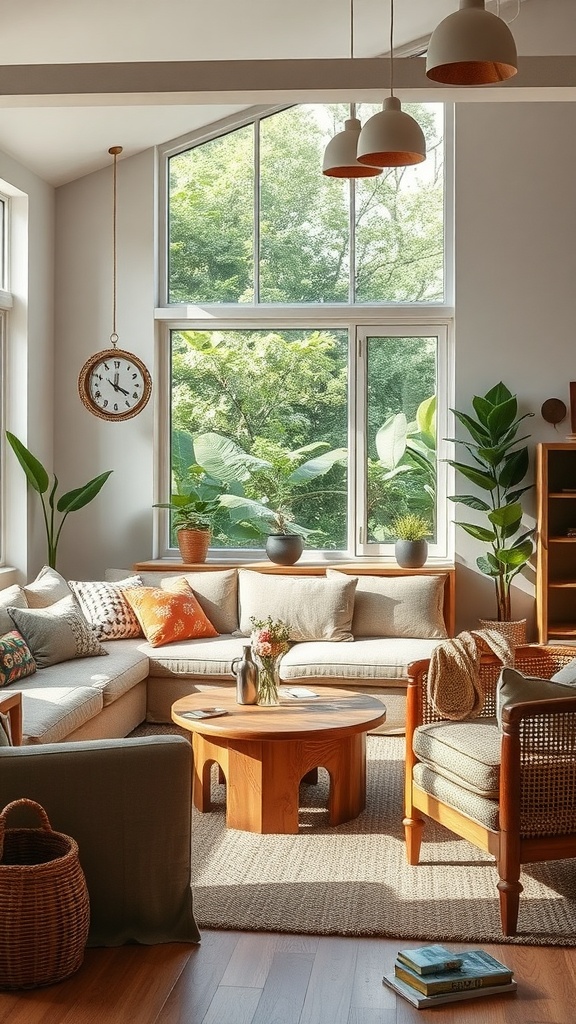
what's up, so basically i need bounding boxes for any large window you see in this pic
[160,103,453,561]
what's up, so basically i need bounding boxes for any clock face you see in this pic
[78,348,152,421]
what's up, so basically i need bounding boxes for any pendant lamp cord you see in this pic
[389,0,395,97]
[108,145,123,349]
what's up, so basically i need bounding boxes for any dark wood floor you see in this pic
[0,930,572,1024]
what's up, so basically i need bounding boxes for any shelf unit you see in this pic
[536,443,576,643]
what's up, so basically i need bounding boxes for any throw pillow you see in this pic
[23,566,72,608]
[551,657,576,685]
[237,570,357,642]
[123,581,219,647]
[0,584,28,634]
[105,567,239,634]
[7,595,107,668]
[496,666,576,730]
[68,577,144,640]
[326,569,448,639]
[0,630,36,687]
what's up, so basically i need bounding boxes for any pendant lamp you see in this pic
[426,0,518,86]
[322,0,382,178]
[357,0,426,168]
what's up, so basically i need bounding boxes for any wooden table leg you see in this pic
[324,732,366,826]
[192,733,229,812]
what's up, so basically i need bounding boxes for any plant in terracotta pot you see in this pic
[390,512,431,568]
[153,491,222,564]
[446,381,534,631]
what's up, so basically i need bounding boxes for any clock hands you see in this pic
[107,377,130,397]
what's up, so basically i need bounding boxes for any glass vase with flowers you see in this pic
[250,616,290,706]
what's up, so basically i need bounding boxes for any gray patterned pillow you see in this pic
[68,577,144,640]
[7,595,107,668]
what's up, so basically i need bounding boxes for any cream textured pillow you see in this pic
[238,570,357,642]
[69,577,144,640]
[0,584,28,634]
[326,569,447,639]
[24,566,72,608]
[7,594,107,668]
[496,666,576,730]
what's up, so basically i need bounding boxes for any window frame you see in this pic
[155,103,455,564]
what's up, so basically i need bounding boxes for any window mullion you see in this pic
[254,120,260,305]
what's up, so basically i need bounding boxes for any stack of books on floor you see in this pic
[382,944,517,1009]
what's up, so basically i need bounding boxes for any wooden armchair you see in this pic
[404,644,576,936]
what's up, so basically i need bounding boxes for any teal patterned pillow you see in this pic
[0,629,37,687]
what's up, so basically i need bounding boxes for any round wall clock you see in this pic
[78,347,152,421]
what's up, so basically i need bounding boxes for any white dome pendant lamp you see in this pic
[322,0,382,178]
[357,0,426,168]
[426,0,518,86]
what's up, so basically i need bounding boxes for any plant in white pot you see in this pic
[390,512,431,568]
[446,381,534,638]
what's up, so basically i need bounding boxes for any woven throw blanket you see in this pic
[426,629,515,720]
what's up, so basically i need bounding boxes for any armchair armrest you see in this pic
[0,691,22,745]
[500,692,576,840]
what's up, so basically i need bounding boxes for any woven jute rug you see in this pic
[132,725,576,945]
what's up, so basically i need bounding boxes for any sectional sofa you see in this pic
[0,563,455,745]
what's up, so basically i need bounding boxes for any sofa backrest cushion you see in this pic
[23,566,72,608]
[106,568,239,634]
[0,584,28,634]
[238,569,357,642]
[326,569,448,639]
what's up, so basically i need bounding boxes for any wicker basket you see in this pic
[479,618,528,647]
[0,798,90,990]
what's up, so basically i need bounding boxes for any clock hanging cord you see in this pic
[109,145,123,350]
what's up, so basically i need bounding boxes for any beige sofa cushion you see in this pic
[23,566,72,608]
[106,568,239,635]
[280,637,443,682]
[238,570,357,641]
[3,682,104,743]
[0,584,28,633]
[326,569,447,639]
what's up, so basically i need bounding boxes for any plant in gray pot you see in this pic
[391,513,431,568]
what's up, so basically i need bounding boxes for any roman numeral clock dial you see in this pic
[78,348,152,421]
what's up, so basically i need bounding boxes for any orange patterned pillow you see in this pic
[123,580,218,647]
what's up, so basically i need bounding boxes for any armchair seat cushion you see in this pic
[413,763,500,831]
[413,718,501,797]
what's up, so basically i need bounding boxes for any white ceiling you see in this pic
[0,0,560,186]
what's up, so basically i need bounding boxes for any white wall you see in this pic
[53,148,156,582]
[454,101,576,633]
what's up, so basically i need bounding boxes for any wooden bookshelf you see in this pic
[536,443,576,643]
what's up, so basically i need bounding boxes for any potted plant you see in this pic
[5,431,112,570]
[446,381,534,635]
[153,492,222,564]
[390,512,431,568]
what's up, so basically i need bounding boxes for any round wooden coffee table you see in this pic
[171,686,386,834]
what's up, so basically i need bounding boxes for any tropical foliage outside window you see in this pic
[164,102,451,557]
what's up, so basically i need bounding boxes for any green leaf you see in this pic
[471,395,494,428]
[375,414,408,470]
[415,395,436,441]
[446,460,496,491]
[499,447,530,488]
[486,396,518,438]
[450,410,490,445]
[447,494,491,511]
[477,555,500,578]
[289,447,347,484]
[488,502,522,529]
[194,432,269,484]
[454,521,497,542]
[5,431,49,494]
[497,540,533,567]
[57,471,113,513]
[484,382,513,407]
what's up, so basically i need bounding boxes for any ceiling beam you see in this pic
[0,56,573,107]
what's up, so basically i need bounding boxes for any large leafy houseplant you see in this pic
[6,431,112,570]
[446,382,534,622]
